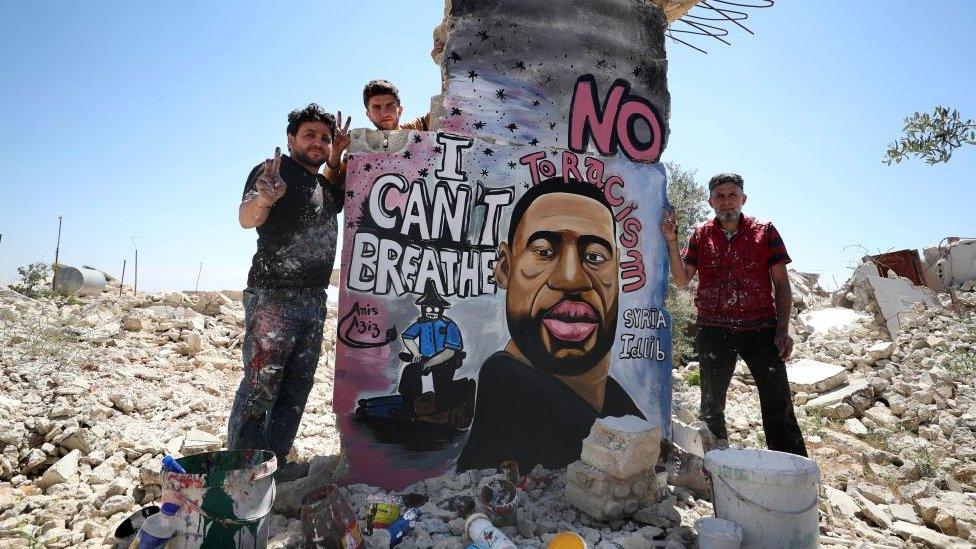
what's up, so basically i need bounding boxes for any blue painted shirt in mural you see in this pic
[402,317,463,358]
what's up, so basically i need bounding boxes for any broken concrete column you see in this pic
[566,416,662,521]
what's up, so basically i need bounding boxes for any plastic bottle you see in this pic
[136,502,179,548]
[465,513,516,549]
[161,455,186,474]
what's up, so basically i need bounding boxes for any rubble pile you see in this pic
[674,264,976,548]
[1,254,975,547]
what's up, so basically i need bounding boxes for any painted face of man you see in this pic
[496,193,619,376]
[423,305,442,320]
[286,121,333,169]
[365,93,404,131]
[708,182,747,224]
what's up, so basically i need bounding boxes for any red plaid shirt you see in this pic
[682,215,790,329]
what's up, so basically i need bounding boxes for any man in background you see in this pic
[661,172,807,456]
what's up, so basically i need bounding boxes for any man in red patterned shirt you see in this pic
[662,173,806,456]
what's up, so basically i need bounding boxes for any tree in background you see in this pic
[885,106,975,165]
[9,263,51,299]
[664,162,708,366]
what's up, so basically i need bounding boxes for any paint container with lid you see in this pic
[479,478,518,526]
[547,531,588,548]
[465,513,516,549]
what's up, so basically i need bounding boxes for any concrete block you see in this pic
[786,359,848,393]
[580,416,661,479]
[565,477,642,521]
[864,276,939,337]
[798,307,866,336]
[804,378,874,415]
[180,429,221,456]
[669,417,715,458]
[566,460,658,501]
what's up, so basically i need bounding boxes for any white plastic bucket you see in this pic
[705,449,820,549]
[695,517,743,549]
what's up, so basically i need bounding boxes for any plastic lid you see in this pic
[161,502,180,515]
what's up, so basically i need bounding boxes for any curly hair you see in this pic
[286,103,336,136]
[362,79,401,107]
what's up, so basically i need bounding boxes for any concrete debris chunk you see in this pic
[37,449,80,489]
[786,358,848,393]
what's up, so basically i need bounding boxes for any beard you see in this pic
[716,208,741,224]
[507,296,618,376]
[291,146,327,169]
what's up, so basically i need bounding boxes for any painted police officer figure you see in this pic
[399,280,465,417]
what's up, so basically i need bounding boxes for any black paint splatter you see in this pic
[448,51,462,62]
[495,89,507,100]
[403,151,412,159]
[418,168,429,177]
[506,123,518,132]
[549,122,557,130]
[480,169,489,177]
[467,70,479,81]
[529,138,539,146]
[477,30,491,41]
[413,135,422,143]
[512,61,526,71]
[473,121,486,130]
[507,161,517,169]
[451,107,462,116]
[364,163,373,171]
[483,148,494,156]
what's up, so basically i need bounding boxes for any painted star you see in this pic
[418,168,429,177]
[346,190,355,198]
[477,30,491,41]
[473,121,486,130]
[532,100,541,107]
[529,138,539,146]
[480,170,489,177]
[523,183,530,189]
[512,61,526,71]
[467,70,479,81]
[541,71,554,84]
[448,51,462,62]
[549,122,557,130]
[483,148,494,156]
[413,135,422,143]
[495,89,507,100]
[507,161,517,169]
[433,146,442,154]
[402,151,412,159]
[506,123,518,132]
[451,107,462,116]
[364,163,373,171]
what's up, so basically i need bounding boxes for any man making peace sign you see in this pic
[228,104,350,481]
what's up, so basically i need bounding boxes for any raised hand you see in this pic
[661,208,679,244]
[254,147,287,207]
[329,111,352,168]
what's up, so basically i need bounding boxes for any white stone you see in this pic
[37,449,81,489]
[786,359,848,393]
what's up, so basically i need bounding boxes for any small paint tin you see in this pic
[547,531,588,548]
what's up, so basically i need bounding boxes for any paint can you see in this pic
[364,494,401,533]
[465,513,517,549]
[547,531,588,548]
[161,449,276,548]
[300,484,364,548]
[479,478,518,526]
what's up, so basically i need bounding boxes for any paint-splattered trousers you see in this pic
[696,326,808,456]
[227,287,328,463]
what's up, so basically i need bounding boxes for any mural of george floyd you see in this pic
[334,0,673,490]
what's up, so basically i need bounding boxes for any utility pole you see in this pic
[52,215,63,289]
[195,261,203,292]
[131,236,140,295]
[119,259,127,297]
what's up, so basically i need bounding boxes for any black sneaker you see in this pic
[273,461,310,483]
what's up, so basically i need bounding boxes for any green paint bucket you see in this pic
[162,449,277,548]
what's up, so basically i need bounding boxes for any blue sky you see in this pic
[1,1,974,292]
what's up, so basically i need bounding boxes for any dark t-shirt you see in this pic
[456,351,644,472]
[242,154,342,289]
